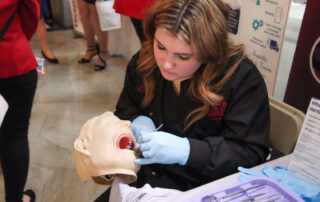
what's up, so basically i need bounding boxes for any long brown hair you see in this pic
[137,0,245,130]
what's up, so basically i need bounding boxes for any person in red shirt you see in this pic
[113,0,157,42]
[0,0,40,201]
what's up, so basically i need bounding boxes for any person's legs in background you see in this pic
[36,18,59,64]
[77,0,99,64]
[130,17,146,43]
[88,3,109,71]
[0,70,38,202]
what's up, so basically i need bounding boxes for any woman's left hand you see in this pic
[131,115,156,141]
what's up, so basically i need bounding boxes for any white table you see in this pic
[172,154,292,201]
[110,155,293,201]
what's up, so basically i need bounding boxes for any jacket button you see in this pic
[149,112,153,116]
[152,171,156,176]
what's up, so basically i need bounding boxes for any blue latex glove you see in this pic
[131,116,156,141]
[238,166,320,202]
[134,131,190,165]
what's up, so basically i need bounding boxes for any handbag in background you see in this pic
[95,0,121,31]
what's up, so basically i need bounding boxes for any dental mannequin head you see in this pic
[74,111,140,185]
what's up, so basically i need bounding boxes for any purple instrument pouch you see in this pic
[188,177,304,202]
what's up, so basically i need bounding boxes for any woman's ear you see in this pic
[74,137,90,156]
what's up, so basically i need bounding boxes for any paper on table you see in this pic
[289,97,320,186]
[0,94,8,126]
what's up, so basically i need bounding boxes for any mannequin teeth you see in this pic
[127,141,133,150]
[118,135,135,150]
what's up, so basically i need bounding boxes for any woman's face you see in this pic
[153,28,202,82]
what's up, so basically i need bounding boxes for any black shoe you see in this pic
[41,50,59,64]
[94,51,108,71]
[23,189,36,202]
[78,44,99,64]
[94,55,107,71]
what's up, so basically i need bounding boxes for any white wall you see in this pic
[107,16,141,60]
[274,2,306,100]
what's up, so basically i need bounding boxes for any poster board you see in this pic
[69,0,84,35]
[223,0,291,95]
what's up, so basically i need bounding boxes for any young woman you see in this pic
[96,0,270,200]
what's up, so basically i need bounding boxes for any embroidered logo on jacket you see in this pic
[137,84,145,93]
[208,101,227,120]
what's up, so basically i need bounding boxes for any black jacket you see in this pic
[115,52,270,191]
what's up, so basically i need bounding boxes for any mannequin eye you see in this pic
[117,134,136,150]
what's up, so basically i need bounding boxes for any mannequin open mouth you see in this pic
[117,134,136,150]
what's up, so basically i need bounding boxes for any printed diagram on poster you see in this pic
[223,0,291,95]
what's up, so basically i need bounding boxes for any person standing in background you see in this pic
[113,0,157,43]
[77,0,109,71]
[36,0,59,64]
[0,0,40,201]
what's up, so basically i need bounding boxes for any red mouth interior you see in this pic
[117,134,136,150]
